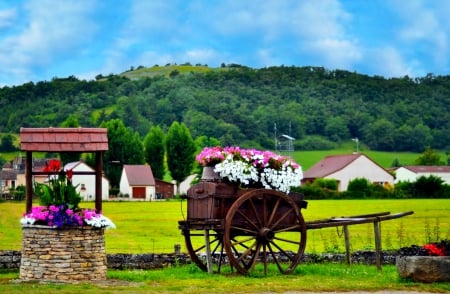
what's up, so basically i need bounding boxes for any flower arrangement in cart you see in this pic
[20,159,115,229]
[196,146,303,193]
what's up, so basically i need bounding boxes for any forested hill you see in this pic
[1,65,449,152]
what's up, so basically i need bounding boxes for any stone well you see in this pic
[20,225,107,282]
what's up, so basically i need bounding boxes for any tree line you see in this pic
[0,65,448,153]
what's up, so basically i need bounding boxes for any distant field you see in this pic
[2,199,449,254]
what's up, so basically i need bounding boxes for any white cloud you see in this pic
[371,46,415,78]
[0,8,16,29]
[0,0,99,84]
[390,0,449,72]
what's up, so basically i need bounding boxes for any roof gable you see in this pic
[304,154,361,178]
[20,127,108,152]
[123,165,155,186]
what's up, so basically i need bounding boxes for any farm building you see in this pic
[302,153,394,191]
[119,164,156,200]
[63,161,110,200]
[394,166,450,184]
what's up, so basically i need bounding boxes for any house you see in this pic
[14,157,62,187]
[120,165,156,200]
[394,166,450,184]
[1,162,17,197]
[302,154,394,191]
[64,161,110,200]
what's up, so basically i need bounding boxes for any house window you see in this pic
[80,184,86,191]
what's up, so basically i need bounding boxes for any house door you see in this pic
[132,187,146,199]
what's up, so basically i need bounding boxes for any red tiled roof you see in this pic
[123,165,155,186]
[401,166,450,173]
[303,154,361,179]
[20,127,108,152]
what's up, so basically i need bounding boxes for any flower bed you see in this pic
[19,163,115,229]
[196,146,303,193]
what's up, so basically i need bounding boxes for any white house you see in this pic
[394,166,450,184]
[64,161,110,201]
[302,154,394,191]
[120,165,155,200]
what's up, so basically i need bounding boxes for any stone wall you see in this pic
[2,250,400,270]
[19,225,107,282]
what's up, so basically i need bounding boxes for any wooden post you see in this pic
[373,220,382,271]
[344,225,351,264]
[204,229,213,274]
[95,151,103,213]
[25,151,33,213]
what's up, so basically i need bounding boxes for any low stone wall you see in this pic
[2,250,400,270]
[19,225,107,282]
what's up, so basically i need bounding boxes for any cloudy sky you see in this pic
[1,0,449,86]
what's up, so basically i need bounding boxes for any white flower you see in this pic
[84,215,116,229]
[20,216,36,225]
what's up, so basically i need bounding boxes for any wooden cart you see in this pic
[178,176,413,275]
[178,178,308,275]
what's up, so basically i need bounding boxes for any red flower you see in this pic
[423,244,445,256]
[43,159,61,172]
[66,169,73,181]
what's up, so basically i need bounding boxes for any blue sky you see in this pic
[1,0,449,87]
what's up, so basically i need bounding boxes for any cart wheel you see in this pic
[223,189,306,275]
[182,228,227,273]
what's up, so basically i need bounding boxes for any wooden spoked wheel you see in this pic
[182,227,228,273]
[223,189,306,275]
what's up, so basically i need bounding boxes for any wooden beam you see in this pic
[95,151,103,213]
[25,151,33,213]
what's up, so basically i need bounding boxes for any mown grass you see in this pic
[2,199,449,253]
[1,199,449,293]
[1,263,449,293]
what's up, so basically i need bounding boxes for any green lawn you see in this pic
[2,199,449,254]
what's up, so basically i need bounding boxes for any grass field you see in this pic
[1,263,449,293]
[1,199,449,254]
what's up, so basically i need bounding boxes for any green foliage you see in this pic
[411,175,447,198]
[143,125,166,179]
[0,134,17,152]
[0,66,448,152]
[166,121,196,191]
[414,146,445,165]
[34,173,81,208]
[346,178,371,198]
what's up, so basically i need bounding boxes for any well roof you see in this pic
[20,127,108,152]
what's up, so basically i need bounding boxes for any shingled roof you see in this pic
[20,127,108,152]
[303,154,361,179]
[123,165,155,186]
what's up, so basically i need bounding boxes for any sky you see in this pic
[0,0,449,87]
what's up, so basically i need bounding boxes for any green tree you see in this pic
[0,134,17,152]
[144,126,166,179]
[101,119,144,188]
[166,121,196,194]
[415,146,445,165]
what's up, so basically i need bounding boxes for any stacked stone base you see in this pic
[20,225,106,282]
[397,256,450,283]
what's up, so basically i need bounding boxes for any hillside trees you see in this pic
[1,65,448,152]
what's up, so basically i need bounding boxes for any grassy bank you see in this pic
[1,199,449,253]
